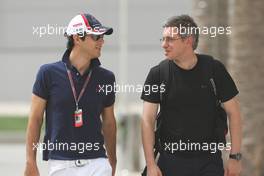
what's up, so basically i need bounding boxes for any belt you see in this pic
[74,159,90,167]
[49,159,91,175]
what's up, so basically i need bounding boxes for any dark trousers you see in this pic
[157,152,224,176]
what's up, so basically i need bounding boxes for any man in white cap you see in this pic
[24,13,116,176]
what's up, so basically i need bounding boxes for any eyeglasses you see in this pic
[160,37,182,43]
[89,34,104,41]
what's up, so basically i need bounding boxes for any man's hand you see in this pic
[109,159,116,176]
[24,161,40,176]
[147,163,162,176]
[224,159,242,176]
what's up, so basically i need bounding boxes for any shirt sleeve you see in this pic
[213,60,239,102]
[32,65,50,100]
[103,72,116,107]
[140,65,161,103]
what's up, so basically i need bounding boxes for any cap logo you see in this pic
[72,23,83,27]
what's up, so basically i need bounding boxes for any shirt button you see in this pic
[76,73,79,76]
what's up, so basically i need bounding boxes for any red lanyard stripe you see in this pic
[65,63,92,108]
[77,71,92,102]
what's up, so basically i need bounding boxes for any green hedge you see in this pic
[0,116,28,131]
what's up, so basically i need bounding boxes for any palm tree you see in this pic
[229,0,264,175]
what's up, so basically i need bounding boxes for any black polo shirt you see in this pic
[141,56,238,153]
[33,49,115,160]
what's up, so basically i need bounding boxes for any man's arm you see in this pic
[223,97,242,154]
[223,97,242,176]
[141,101,162,176]
[24,94,46,176]
[101,104,117,176]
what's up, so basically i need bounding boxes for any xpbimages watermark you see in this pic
[33,141,100,154]
[32,24,67,38]
[164,24,232,38]
[163,140,231,154]
[96,83,166,95]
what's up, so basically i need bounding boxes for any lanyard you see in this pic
[64,63,92,110]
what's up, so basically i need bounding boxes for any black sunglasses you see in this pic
[89,34,104,41]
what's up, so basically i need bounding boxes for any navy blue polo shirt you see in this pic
[33,49,115,161]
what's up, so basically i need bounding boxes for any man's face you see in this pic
[161,27,189,60]
[79,34,104,58]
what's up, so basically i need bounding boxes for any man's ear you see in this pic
[72,34,81,46]
[186,36,193,47]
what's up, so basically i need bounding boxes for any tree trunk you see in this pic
[230,0,264,176]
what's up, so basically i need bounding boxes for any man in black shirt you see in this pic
[141,15,242,176]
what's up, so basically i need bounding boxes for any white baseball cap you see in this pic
[65,13,113,36]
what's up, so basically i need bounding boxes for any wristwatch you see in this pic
[229,153,242,161]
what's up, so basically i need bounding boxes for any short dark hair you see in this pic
[66,33,86,51]
[164,15,199,50]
